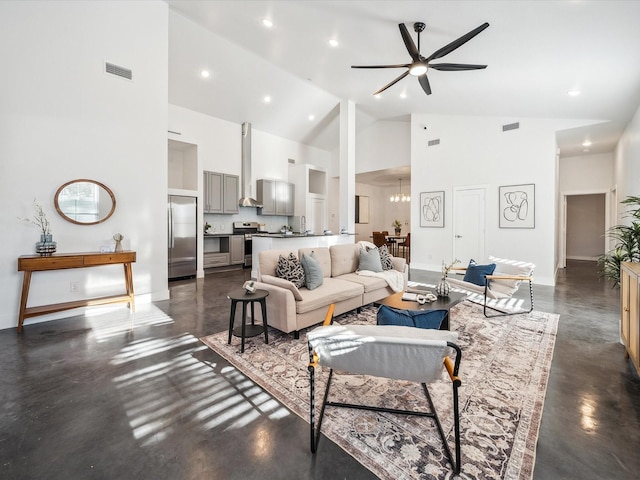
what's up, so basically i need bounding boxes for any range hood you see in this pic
[239,122,262,208]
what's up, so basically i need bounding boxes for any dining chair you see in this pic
[398,232,410,262]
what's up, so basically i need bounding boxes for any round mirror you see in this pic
[54,179,116,225]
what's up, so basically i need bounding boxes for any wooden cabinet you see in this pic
[621,262,640,375]
[256,179,294,216]
[230,235,245,265]
[203,171,239,214]
[203,234,244,269]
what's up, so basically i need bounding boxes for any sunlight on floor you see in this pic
[112,330,290,447]
[88,304,175,342]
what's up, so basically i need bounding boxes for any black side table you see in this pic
[227,288,269,353]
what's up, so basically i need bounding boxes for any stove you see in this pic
[233,222,259,267]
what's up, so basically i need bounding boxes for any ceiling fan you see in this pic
[352,21,489,96]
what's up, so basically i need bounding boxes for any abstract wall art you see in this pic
[499,183,535,228]
[420,191,444,228]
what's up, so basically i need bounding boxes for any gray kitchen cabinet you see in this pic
[257,179,294,216]
[203,171,239,214]
[229,235,245,265]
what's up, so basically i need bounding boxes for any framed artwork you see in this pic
[355,195,369,224]
[499,183,535,228]
[420,191,444,227]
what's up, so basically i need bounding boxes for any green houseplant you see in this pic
[392,219,402,235]
[598,195,640,286]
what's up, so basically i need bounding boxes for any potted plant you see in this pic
[392,219,402,235]
[598,195,640,286]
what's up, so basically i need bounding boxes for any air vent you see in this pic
[428,139,440,147]
[502,122,520,132]
[105,62,132,80]
[288,158,296,164]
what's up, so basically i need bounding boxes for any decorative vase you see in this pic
[35,233,57,256]
[435,276,450,297]
[113,233,124,252]
[395,228,401,235]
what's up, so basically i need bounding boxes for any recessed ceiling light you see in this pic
[264,96,271,103]
[568,90,581,96]
[200,70,210,78]
[308,114,315,121]
[582,140,592,147]
[328,39,339,48]
[374,93,381,99]
[262,18,273,28]
[399,92,407,99]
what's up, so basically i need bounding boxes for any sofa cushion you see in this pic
[301,252,324,290]
[358,247,383,272]
[295,278,363,315]
[299,247,332,277]
[334,272,388,292]
[376,305,448,330]
[378,244,394,271]
[259,249,299,278]
[276,253,306,288]
[330,244,360,277]
[260,274,303,301]
[463,259,496,286]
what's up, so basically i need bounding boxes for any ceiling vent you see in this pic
[502,122,520,132]
[105,62,132,80]
[288,158,296,164]
[428,139,440,147]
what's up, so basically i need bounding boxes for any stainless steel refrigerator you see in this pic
[168,195,197,279]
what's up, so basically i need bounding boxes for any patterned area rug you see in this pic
[200,301,558,479]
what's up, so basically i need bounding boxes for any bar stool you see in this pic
[227,288,269,353]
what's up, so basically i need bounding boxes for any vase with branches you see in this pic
[598,195,640,287]
[18,199,56,255]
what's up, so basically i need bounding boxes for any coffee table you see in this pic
[375,291,467,330]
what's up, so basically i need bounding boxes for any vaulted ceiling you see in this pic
[166,0,640,161]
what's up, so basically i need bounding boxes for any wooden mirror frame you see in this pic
[54,179,116,225]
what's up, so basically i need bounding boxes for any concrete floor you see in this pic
[1,260,639,479]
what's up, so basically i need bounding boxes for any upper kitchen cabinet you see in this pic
[256,179,294,216]
[289,164,327,232]
[168,140,198,193]
[203,171,239,214]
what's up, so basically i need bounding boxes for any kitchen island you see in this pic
[251,233,355,279]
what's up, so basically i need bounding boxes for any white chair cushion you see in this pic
[308,324,458,383]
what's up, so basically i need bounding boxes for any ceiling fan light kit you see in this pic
[352,21,489,96]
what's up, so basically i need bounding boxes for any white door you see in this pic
[309,195,327,233]
[453,187,486,263]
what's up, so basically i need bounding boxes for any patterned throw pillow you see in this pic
[276,252,305,288]
[378,244,394,271]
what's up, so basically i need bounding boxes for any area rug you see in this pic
[200,301,558,479]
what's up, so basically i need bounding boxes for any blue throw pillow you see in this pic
[376,305,447,330]
[463,259,496,286]
[301,251,324,290]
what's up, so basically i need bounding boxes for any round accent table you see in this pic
[227,288,269,353]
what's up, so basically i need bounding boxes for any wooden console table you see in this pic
[17,251,136,333]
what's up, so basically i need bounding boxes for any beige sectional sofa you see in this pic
[253,243,408,338]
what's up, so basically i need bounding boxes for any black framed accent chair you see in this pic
[448,256,535,317]
[307,304,463,474]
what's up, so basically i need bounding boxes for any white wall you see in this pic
[566,194,605,260]
[0,1,169,331]
[615,103,640,224]
[409,114,571,286]
[354,119,410,174]
[560,153,614,192]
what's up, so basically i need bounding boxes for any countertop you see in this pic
[253,232,355,238]
[203,233,238,237]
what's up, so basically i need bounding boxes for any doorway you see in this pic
[561,192,608,267]
[453,186,486,263]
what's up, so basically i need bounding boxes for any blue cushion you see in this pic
[301,251,324,290]
[376,305,447,330]
[463,259,496,286]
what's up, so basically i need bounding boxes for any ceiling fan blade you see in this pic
[399,23,420,61]
[430,63,487,71]
[351,64,411,69]
[426,22,490,62]
[418,74,432,95]
[373,70,410,95]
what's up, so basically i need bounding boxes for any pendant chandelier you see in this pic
[390,178,409,202]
